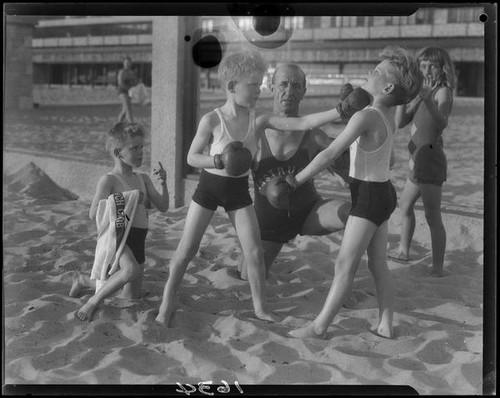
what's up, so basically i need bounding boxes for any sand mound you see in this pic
[5,162,78,201]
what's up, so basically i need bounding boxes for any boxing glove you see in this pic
[264,176,291,210]
[339,82,354,101]
[214,141,252,176]
[336,85,371,123]
[323,137,351,183]
[326,148,352,184]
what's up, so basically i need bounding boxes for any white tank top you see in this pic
[349,106,394,182]
[207,108,258,177]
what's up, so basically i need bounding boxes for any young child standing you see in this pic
[286,47,423,339]
[155,49,365,327]
[389,47,456,277]
[75,122,169,322]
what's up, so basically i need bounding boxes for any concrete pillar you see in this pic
[151,16,199,208]
[4,16,37,110]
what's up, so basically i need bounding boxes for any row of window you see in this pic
[34,7,482,39]
[209,8,483,32]
[33,22,152,39]
[33,63,152,87]
[232,10,481,32]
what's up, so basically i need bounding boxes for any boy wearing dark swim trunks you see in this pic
[73,122,170,322]
[389,47,456,277]
[287,46,423,340]
[155,50,355,328]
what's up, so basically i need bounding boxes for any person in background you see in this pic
[388,47,456,278]
[117,57,138,123]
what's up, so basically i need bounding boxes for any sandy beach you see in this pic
[3,98,489,394]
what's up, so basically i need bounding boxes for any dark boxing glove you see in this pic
[264,176,292,210]
[336,85,371,123]
[324,137,351,183]
[213,141,252,176]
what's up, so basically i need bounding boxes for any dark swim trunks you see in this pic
[409,141,447,187]
[349,179,397,227]
[192,170,252,212]
[126,227,148,264]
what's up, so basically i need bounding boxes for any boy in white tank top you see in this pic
[155,49,369,327]
[287,47,423,340]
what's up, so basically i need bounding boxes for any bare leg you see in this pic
[155,202,214,327]
[117,93,134,123]
[420,183,446,277]
[289,216,376,338]
[76,246,140,322]
[389,178,420,261]
[238,240,282,281]
[229,206,280,323]
[300,198,350,236]
[69,272,95,297]
[120,262,144,299]
[366,221,394,338]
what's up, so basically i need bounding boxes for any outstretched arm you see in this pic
[263,108,342,132]
[294,111,368,186]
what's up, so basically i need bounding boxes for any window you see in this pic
[320,16,332,28]
[303,17,321,29]
[356,16,367,27]
[284,16,303,30]
[238,17,253,31]
[415,9,432,24]
[448,7,483,23]
[202,19,214,32]
[341,16,357,27]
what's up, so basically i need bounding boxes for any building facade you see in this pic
[31,6,485,107]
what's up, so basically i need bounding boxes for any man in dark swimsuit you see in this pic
[238,64,350,280]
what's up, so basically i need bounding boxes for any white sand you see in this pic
[3,102,487,394]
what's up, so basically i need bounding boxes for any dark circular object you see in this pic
[192,34,223,69]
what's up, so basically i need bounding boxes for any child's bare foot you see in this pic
[76,300,98,322]
[254,309,281,323]
[387,250,409,262]
[375,324,394,339]
[69,272,92,297]
[155,306,175,327]
[238,265,248,281]
[288,322,327,339]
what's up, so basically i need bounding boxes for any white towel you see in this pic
[90,190,140,284]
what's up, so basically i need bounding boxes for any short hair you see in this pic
[105,122,145,154]
[417,47,456,90]
[271,64,307,88]
[379,46,423,105]
[218,49,267,85]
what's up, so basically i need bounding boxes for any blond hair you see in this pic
[218,49,267,85]
[105,122,145,154]
[379,46,423,105]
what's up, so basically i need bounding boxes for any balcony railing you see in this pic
[32,20,483,49]
[33,34,152,48]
